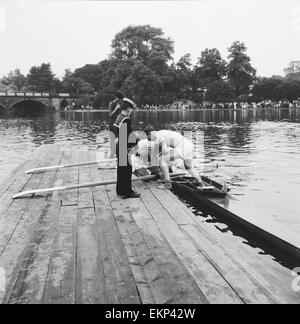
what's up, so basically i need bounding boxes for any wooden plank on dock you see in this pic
[75,207,107,304]
[137,181,243,304]
[112,189,209,304]
[0,145,51,217]
[78,150,94,210]
[0,148,64,304]
[90,170,141,303]
[100,169,208,304]
[1,145,299,304]
[61,150,79,206]
[0,147,61,255]
[42,205,77,304]
[0,145,51,197]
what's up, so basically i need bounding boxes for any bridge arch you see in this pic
[0,104,6,115]
[9,99,49,114]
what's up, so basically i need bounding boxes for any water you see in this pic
[0,108,300,235]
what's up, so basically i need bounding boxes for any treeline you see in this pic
[1,25,300,108]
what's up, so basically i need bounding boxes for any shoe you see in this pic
[157,181,172,190]
[122,192,141,199]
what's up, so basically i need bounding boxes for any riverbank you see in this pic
[60,107,300,114]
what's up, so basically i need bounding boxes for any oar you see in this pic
[25,158,117,174]
[12,172,186,199]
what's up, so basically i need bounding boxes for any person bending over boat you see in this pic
[144,126,204,190]
[113,98,140,199]
[130,139,173,177]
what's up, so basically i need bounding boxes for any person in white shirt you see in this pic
[144,126,204,189]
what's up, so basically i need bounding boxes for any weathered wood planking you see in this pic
[77,150,94,210]
[0,147,64,304]
[60,150,79,207]
[42,150,77,304]
[145,185,278,304]
[135,181,243,304]
[1,145,299,304]
[112,184,209,303]
[89,152,141,304]
[0,145,52,218]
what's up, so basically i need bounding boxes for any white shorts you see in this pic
[174,139,194,160]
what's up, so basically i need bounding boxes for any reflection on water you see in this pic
[0,108,299,235]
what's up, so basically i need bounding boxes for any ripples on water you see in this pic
[0,108,299,235]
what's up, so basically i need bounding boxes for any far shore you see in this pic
[61,107,300,113]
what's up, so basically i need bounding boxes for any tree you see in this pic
[111,25,174,64]
[273,80,300,101]
[5,69,27,90]
[227,41,256,98]
[74,64,104,90]
[0,78,18,92]
[252,77,284,101]
[174,54,194,99]
[95,25,176,106]
[252,76,300,102]
[61,69,95,94]
[26,63,57,92]
[205,80,235,103]
[194,48,226,86]
[284,61,300,80]
[122,62,164,104]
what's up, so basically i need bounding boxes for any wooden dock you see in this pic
[0,145,299,304]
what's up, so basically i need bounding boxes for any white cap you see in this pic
[123,98,137,107]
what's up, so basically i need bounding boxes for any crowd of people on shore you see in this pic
[139,100,300,110]
[63,99,300,112]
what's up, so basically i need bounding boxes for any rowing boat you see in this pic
[172,175,229,198]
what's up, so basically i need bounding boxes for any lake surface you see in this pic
[0,108,299,235]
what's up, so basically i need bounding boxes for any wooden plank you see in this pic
[61,150,79,207]
[91,167,141,304]
[139,181,243,304]
[106,193,175,304]
[78,150,94,209]
[75,207,107,304]
[1,149,65,304]
[0,148,61,255]
[0,145,52,217]
[100,168,206,304]
[42,205,77,304]
[181,224,278,304]
[42,149,79,304]
[0,145,51,196]
[119,182,209,304]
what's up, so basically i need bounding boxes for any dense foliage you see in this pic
[1,25,299,107]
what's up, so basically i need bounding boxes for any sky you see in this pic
[0,0,300,79]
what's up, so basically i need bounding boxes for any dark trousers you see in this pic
[116,161,133,196]
[116,143,133,196]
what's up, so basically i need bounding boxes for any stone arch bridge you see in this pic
[0,92,78,112]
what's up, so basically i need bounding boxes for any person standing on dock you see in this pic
[114,98,141,199]
[108,91,124,159]
[108,91,124,132]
